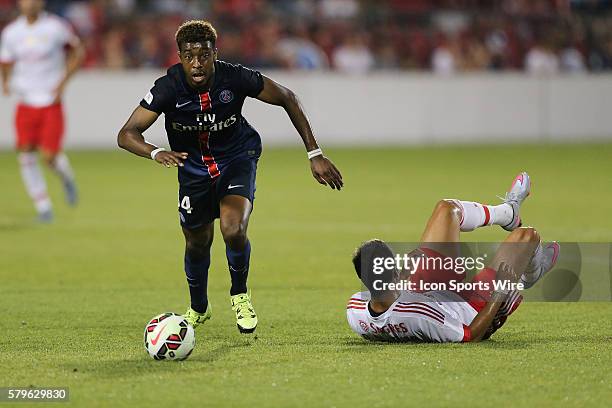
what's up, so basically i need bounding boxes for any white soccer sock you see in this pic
[18,152,52,214]
[450,200,513,232]
[52,153,75,185]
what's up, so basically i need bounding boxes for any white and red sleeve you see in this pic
[346,293,370,336]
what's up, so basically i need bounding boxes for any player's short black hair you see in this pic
[352,239,396,292]
[175,20,217,51]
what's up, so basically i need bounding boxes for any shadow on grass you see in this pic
[0,218,33,231]
[64,338,256,378]
[340,332,612,350]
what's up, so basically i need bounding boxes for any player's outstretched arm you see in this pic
[256,76,343,190]
[467,262,518,342]
[118,106,188,167]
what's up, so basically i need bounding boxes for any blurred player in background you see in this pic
[118,20,343,333]
[0,0,83,222]
[347,173,560,342]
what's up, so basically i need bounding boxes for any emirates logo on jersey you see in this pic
[219,89,233,103]
[359,320,369,332]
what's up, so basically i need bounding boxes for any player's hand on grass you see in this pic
[155,151,188,168]
[310,156,343,190]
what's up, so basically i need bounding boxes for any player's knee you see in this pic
[434,200,461,220]
[183,228,213,255]
[42,153,56,167]
[510,227,540,243]
[185,234,212,258]
[18,145,36,153]
[436,199,459,213]
[185,240,209,258]
[221,222,247,247]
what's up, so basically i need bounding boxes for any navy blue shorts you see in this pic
[178,158,257,229]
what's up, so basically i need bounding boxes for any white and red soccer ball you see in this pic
[144,313,195,360]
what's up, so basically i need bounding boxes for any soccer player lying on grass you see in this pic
[347,172,560,342]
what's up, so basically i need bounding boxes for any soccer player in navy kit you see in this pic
[118,21,343,333]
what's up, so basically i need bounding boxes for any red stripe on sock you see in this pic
[462,325,472,342]
[482,205,490,226]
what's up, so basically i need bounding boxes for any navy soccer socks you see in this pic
[227,240,251,296]
[184,248,211,313]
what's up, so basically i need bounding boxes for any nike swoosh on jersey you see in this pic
[228,184,244,189]
[176,101,191,108]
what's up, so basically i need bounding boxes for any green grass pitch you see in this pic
[0,144,611,407]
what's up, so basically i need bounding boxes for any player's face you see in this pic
[18,0,44,17]
[179,41,217,89]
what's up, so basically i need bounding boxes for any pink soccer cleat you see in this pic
[520,242,560,289]
[502,172,531,231]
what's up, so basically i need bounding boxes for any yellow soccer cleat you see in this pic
[183,304,212,329]
[231,293,258,334]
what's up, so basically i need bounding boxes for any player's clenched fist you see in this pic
[155,151,188,168]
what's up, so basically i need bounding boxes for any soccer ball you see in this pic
[144,312,195,360]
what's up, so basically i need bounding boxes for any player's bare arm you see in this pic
[0,2,14,96]
[465,262,517,342]
[256,76,343,190]
[53,39,85,103]
[1,62,12,96]
[118,106,188,167]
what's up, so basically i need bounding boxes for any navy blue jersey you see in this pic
[140,61,264,187]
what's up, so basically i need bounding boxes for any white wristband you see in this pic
[150,147,166,160]
[307,148,323,160]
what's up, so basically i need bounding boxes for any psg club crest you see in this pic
[219,89,234,103]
